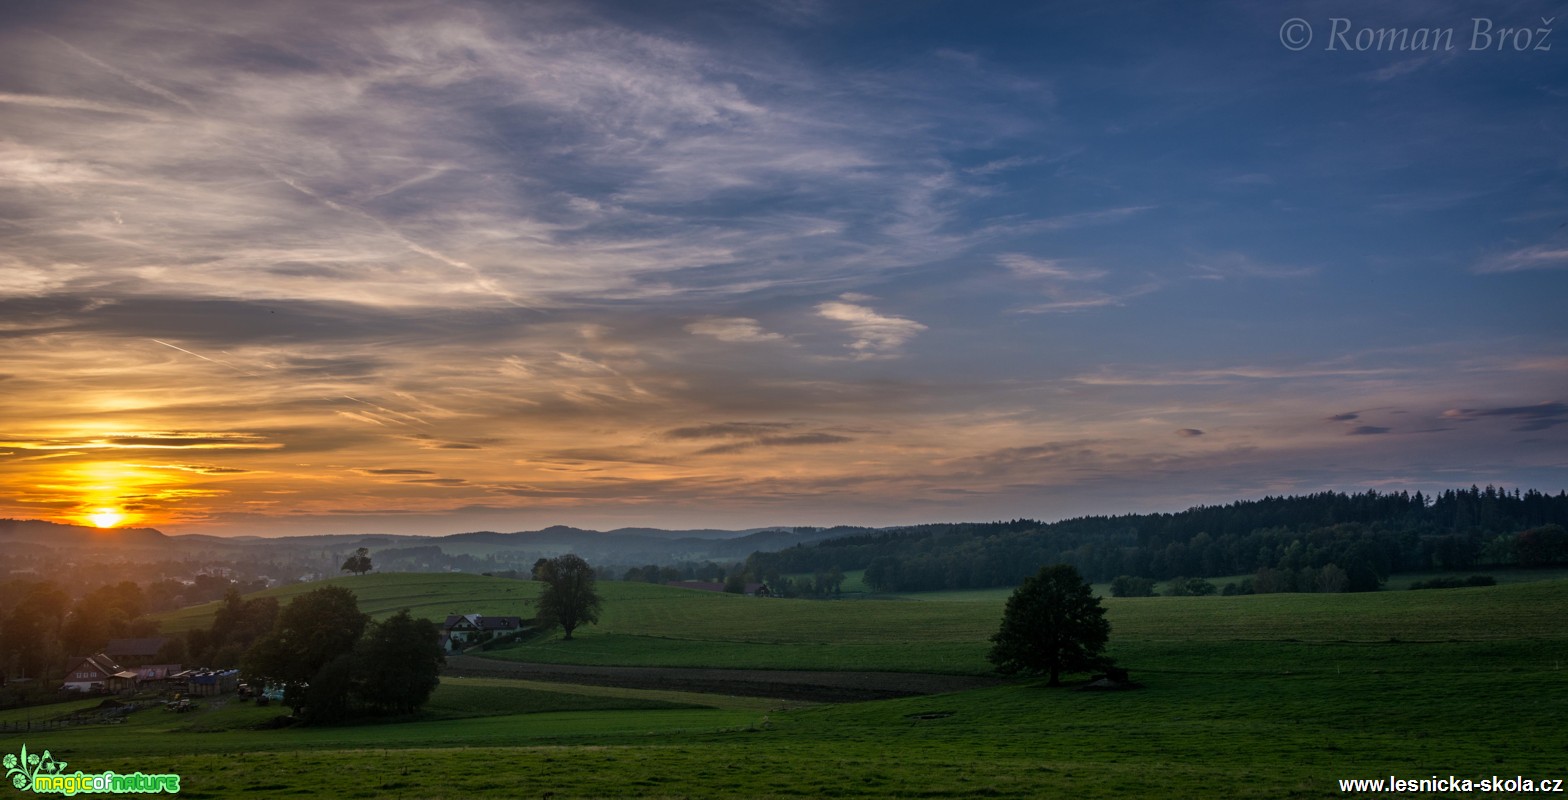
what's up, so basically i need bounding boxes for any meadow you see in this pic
[13,573,1560,797]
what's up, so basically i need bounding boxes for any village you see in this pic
[2,609,535,729]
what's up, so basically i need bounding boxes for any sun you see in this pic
[88,508,125,529]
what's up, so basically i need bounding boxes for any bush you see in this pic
[1409,575,1496,590]
[1163,577,1217,597]
[1109,576,1156,597]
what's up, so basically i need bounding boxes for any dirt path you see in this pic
[444,655,1007,704]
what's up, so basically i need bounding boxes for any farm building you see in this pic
[185,669,240,697]
[62,654,138,693]
[105,637,170,667]
[135,664,183,683]
[441,613,528,652]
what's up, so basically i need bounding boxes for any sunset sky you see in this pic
[1,1,1564,536]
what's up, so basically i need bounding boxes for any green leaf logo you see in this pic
[4,744,62,792]
[5,745,31,791]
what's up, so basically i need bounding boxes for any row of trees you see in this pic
[746,489,1568,593]
[0,580,165,682]
[622,561,730,584]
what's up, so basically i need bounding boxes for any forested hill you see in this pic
[746,487,1568,593]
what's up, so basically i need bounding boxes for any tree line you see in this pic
[745,488,1568,593]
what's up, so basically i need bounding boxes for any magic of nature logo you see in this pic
[5,744,179,795]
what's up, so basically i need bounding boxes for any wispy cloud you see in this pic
[1475,245,1568,274]
[815,296,927,358]
[1347,425,1392,436]
[1034,206,1155,231]
[1443,402,1568,431]
[696,432,854,456]
[0,432,281,451]
[1190,253,1315,280]
[997,254,1106,281]
[686,317,785,343]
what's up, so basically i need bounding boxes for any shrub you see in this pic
[1109,575,1156,597]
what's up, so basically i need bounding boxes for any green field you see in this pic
[64,573,1568,797]
[154,572,537,633]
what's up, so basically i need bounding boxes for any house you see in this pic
[105,637,170,667]
[441,614,528,652]
[62,654,138,693]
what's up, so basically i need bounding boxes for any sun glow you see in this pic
[88,508,125,528]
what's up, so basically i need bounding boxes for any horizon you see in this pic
[5,483,1560,541]
[2,1,1564,536]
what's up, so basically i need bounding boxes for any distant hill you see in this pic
[0,518,851,571]
[0,518,172,548]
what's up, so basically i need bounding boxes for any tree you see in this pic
[354,610,444,715]
[242,586,369,711]
[987,564,1111,686]
[534,554,602,640]
[340,547,373,576]
[0,581,68,679]
[1516,524,1568,566]
[193,589,278,667]
[1110,575,1155,597]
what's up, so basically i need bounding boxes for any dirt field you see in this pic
[444,655,1007,703]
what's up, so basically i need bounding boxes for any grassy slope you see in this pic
[160,572,1568,673]
[154,573,535,633]
[487,577,1568,674]
[95,573,1568,798]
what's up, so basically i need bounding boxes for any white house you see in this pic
[441,614,527,652]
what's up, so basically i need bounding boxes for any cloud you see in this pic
[662,420,852,455]
[965,155,1042,175]
[1442,402,1568,431]
[1014,281,1165,314]
[666,422,796,440]
[686,317,785,343]
[696,433,853,456]
[1347,426,1391,436]
[0,432,280,451]
[142,463,253,475]
[1034,206,1155,231]
[355,468,435,476]
[1072,364,1405,386]
[1191,253,1315,280]
[997,254,1106,281]
[1176,428,1205,437]
[815,296,926,358]
[0,2,1029,311]
[1328,412,1360,422]
[1475,245,1568,274]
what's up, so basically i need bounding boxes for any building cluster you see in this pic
[60,638,237,696]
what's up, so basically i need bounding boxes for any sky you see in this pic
[1,0,1565,537]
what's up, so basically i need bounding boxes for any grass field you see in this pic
[154,572,537,633]
[99,573,1568,797]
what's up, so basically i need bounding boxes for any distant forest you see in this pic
[746,488,1568,593]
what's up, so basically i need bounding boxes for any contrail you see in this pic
[151,339,261,377]
[342,395,428,427]
[268,168,536,310]
[53,34,537,312]
[49,35,201,116]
